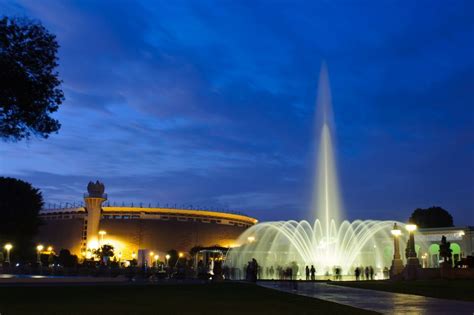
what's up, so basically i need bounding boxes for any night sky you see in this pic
[1,1,473,224]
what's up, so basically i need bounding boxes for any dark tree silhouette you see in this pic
[93,244,114,263]
[166,249,178,266]
[408,206,454,228]
[58,249,78,268]
[0,16,64,141]
[0,177,43,258]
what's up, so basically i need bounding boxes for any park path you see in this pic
[259,281,474,315]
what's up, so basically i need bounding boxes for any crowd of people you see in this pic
[236,259,391,281]
[354,266,375,280]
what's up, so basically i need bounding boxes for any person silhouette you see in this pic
[310,265,316,280]
[269,265,274,279]
[305,265,310,280]
[355,267,360,281]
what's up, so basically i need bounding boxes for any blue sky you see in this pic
[1,0,473,224]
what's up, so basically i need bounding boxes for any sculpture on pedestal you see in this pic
[87,180,105,198]
[439,235,452,268]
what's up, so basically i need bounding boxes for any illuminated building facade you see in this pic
[37,181,258,260]
[416,226,474,267]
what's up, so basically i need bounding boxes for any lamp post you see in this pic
[4,243,12,263]
[405,223,421,280]
[165,254,170,266]
[174,252,184,267]
[390,223,404,277]
[154,254,159,268]
[405,224,418,258]
[98,230,106,245]
[36,244,44,265]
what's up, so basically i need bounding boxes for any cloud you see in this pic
[0,0,472,224]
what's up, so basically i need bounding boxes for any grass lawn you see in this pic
[331,279,474,302]
[0,282,376,315]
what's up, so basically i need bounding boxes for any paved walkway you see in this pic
[259,281,474,314]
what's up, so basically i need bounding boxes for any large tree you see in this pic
[0,177,43,259]
[408,206,454,228]
[0,16,64,141]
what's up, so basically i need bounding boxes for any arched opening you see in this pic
[429,244,440,267]
[450,243,461,264]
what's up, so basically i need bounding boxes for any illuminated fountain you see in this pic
[226,64,410,277]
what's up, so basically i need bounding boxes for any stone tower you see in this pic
[84,181,107,249]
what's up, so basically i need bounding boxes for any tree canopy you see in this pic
[408,206,454,228]
[0,16,64,141]
[0,177,43,258]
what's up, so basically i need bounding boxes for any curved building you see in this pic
[37,181,257,260]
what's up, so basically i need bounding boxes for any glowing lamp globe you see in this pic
[391,229,401,236]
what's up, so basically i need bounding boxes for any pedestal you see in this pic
[404,257,421,280]
[390,258,404,278]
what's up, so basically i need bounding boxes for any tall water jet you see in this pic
[225,63,413,278]
[313,63,342,240]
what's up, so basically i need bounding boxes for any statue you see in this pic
[439,235,452,268]
[87,180,105,198]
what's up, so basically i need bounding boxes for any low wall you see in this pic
[398,267,474,280]
[416,268,440,280]
[440,267,474,280]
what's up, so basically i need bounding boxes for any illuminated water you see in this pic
[226,64,409,278]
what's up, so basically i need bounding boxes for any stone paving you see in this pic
[259,281,474,315]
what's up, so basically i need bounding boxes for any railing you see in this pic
[83,193,108,199]
[41,201,250,217]
[102,201,250,217]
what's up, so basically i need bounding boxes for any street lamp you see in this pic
[154,254,159,267]
[405,223,421,280]
[178,252,184,258]
[4,243,12,263]
[98,230,106,245]
[36,244,44,264]
[405,224,417,258]
[47,246,53,253]
[390,223,403,277]
[165,254,170,266]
